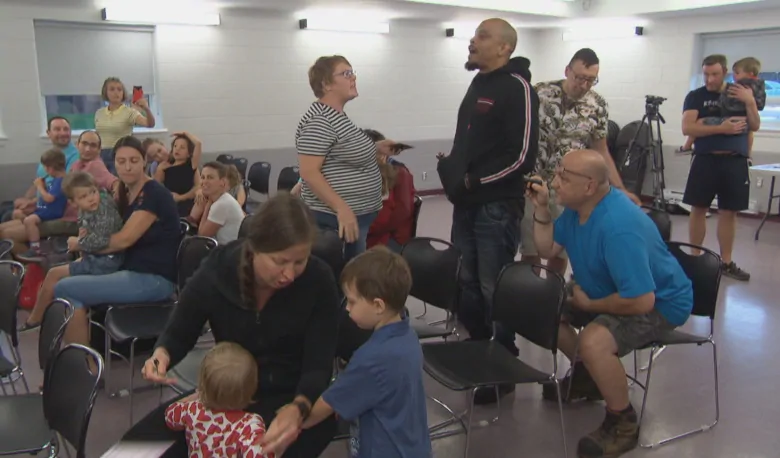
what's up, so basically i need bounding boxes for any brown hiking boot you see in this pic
[543,361,604,402]
[577,405,639,458]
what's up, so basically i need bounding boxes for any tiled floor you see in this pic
[5,195,780,457]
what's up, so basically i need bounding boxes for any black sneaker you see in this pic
[543,361,604,403]
[722,261,750,281]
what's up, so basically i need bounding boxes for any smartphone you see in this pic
[392,143,414,152]
[132,86,144,103]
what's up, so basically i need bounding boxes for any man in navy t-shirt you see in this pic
[302,247,431,458]
[528,149,693,458]
[681,54,759,282]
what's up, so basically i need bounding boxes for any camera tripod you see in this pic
[621,96,668,211]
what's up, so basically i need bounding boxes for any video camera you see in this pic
[645,95,667,105]
[644,95,667,121]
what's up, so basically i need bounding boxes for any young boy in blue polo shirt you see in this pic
[302,246,431,458]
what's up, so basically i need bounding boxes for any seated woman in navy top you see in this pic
[155,131,202,217]
[56,135,180,353]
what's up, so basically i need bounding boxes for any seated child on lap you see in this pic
[302,246,432,458]
[165,342,273,458]
[19,148,68,257]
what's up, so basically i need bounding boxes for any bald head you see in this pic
[564,149,610,185]
[480,18,517,54]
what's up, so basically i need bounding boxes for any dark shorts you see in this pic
[69,253,124,276]
[682,154,750,211]
[563,304,676,357]
[39,220,79,238]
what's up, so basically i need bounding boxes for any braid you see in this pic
[239,241,257,309]
[116,181,129,215]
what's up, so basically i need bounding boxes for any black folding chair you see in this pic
[103,236,218,424]
[312,228,345,280]
[277,166,300,192]
[238,214,252,239]
[400,237,460,339]
[246,161,272,213]
[421,262,568,457]
[0,343,102,458]
[215,154,234,164]
[38,299,73,387]
[632,242,721,448]
[410,195,423,238]
[0,239,12,260]
[642,205,672,242]
[228,157,249,180]
[0,260,27,395]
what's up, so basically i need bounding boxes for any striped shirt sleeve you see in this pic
[296,114,337,157]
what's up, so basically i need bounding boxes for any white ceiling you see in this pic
[5,0,780,24]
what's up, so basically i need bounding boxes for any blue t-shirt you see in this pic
[322,317,431,458]
[36,142,80,185]
[553,188,693,326]
[683,86,748,157]
[34,176,67,221]
[121,180,180,283]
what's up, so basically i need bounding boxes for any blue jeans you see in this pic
[312,211,378,262]
[53,269,175,309]
[451,200,522,353]
[100,148,116,175]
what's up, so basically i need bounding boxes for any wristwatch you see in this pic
[291,399,311,421]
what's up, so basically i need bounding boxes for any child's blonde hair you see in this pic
[226,164,241,190]
[198,342,258,411]
[733,57,761,77]
[62,171,98,200]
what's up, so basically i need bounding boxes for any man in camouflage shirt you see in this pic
[520,48,640,275]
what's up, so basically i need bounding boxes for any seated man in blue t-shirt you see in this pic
[528,149,693,458]
[302,247,432,458]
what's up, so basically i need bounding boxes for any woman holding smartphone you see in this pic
[95,77,155,174]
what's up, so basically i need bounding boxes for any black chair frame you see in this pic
[0,260,27,395]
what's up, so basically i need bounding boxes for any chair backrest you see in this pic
[401,237,461,312]
[43,344,103,458]
[642,205,672,242]
[0,260,24,341]
[248,161,272,195]
[410,195,423,238]
[38,299,73,372]
[277,166,300,192]
[312,229,345,280]
[492,262,566,351]
[177,236,218,292]
[216,154,234,164]
[229,157,249,179]
[179,218,194,237]
[0,239,13,260]
[666,242,721,319]
[238,214,252,238]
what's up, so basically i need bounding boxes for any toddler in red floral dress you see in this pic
[165,342,273,458]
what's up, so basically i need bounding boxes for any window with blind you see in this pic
[697,29,780,130]
[34,21,162,132]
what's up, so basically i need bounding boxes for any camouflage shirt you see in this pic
[534,80,609,181]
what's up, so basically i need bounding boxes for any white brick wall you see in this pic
[0,4,538,164]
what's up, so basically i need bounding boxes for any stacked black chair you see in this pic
[400,237,460,339]
[277,166,300,192]
[0,260,28,395]
[642,206,672,242]
[215,154,234,164]
[103,236,218,424]
[38,299,73,382]
[633,242,721,448]
[0,239,13,260]
[246,161,272,213]
[312,228,345,280]
[421,262,569,457]
[238,214,252,239]
[0,342,101,458]
[410,195,423,238]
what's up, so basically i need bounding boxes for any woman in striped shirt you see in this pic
[95,77,155,174]
[296,55,396,261]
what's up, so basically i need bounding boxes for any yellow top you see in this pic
[94,105,142,148]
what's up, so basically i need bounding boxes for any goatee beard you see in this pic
[465,61,479,71]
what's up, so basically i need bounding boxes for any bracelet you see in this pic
[533,212,552,225]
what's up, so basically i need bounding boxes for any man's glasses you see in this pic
[334,69,357,79]
[555,166,593,181]
[570,71,599,86]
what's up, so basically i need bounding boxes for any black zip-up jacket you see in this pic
[437,56,538,206]
[155,240,340,404]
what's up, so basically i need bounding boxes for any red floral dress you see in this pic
[165,400,274,458]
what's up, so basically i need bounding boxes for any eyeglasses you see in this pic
[334,69,357,79]
[555,166,593,181]
[569,70,598,86]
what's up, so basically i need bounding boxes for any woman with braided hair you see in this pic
[139,193,340,457]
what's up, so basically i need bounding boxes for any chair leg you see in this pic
[554,379,569,458]
[129,338,137,426]
[639,340,719,448]
[639,346,666,372]
[416,302,428,319]
[104,331,112,394]
[463,388,477,458]
[427,395,467,438]
[429,310,450,327]
[637,346,656,447]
